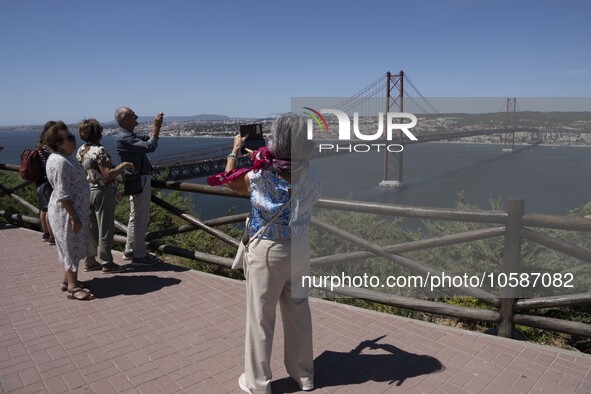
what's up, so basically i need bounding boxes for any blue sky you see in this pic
[0,0,589,126]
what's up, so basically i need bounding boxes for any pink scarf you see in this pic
[207,147,308,186]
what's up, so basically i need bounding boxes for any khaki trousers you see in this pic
[126,175,151,258]
[87,185,117,263]
[244,237,314,394]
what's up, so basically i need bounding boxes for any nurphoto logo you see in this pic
[303,107,419,153]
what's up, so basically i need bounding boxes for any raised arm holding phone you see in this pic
[115,107,164,266]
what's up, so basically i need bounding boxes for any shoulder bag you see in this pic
[232,199,291,270]
[123,155,144,195]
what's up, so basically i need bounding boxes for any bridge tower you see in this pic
[503,97,517,152]
[379,70,405,188]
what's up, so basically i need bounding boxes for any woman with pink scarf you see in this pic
[209,113,321,394]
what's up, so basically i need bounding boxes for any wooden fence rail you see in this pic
[1,164,590,339]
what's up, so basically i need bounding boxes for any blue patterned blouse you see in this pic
[248,167,321,240]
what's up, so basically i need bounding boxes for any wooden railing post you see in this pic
[498,198,525,338]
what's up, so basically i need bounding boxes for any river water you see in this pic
[2,130,591,220]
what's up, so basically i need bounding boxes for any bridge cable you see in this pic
[403,75,440,114]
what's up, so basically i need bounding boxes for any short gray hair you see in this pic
[114,107,132,126]
[267,112,315,160]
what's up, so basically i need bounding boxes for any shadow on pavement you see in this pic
[87,274,181,298]
[272,335,444,393]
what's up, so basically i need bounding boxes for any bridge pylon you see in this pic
[379,70,405,188]
[502,97,517,153]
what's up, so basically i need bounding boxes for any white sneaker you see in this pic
[301,383,314,391]
[238,373,253,394]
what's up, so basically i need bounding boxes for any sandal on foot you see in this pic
[67,287,95,301]
[61,281,88,292]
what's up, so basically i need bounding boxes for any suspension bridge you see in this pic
[149,71,576,183]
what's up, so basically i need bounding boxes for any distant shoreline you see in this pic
[431,140,591,148]
[311,139,591,148]
[2,128,591,148]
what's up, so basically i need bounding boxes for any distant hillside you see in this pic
[138,114,231,123]
[98,114,232,127]
[0,114,246,130]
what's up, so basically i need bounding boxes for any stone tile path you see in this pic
[1,224,589,393]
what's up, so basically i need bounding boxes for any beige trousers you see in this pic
[244,237,314,394]
[126,175,151,258]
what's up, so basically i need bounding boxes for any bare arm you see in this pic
[99,162,134,183]
[152,112,164,140]
[226,173,251,196]
[224,134,251,195]
[60,199,82,233]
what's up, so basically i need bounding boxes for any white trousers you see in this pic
[244,237,314,394]
[126,175,151,258]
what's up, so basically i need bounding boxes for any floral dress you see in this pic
[46,152,93,271]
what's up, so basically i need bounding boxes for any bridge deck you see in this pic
[1,224,589,393]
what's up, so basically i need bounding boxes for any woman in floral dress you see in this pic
[45,121,95,300]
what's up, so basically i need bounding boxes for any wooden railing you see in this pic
[1,163,590,340]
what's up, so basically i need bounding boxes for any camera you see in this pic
[239,123,265,154]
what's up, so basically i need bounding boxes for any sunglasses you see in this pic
[62,134,76,142]
[126,113,138,120]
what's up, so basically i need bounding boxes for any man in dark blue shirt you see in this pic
[115,107,164,266]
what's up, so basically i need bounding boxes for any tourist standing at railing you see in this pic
[45,121,95,301]
[209,113,321,394]
[77,118,134,273]
[37,121,56,245]
[115,107,164,266]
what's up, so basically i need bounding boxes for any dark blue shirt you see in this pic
[115,128,158,175]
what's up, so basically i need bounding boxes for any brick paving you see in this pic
[0,223,590,393]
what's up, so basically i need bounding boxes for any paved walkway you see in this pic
[0,223,590,394]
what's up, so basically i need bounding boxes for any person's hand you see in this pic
[154,112,164,129]
[116,162,134,175]
[244,148,254,160]
[232,134,247,155]
[70,217,82,233]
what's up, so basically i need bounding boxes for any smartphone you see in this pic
[239,123,265,154]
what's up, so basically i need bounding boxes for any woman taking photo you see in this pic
[45,121,95,300]
[209,113,321,394]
